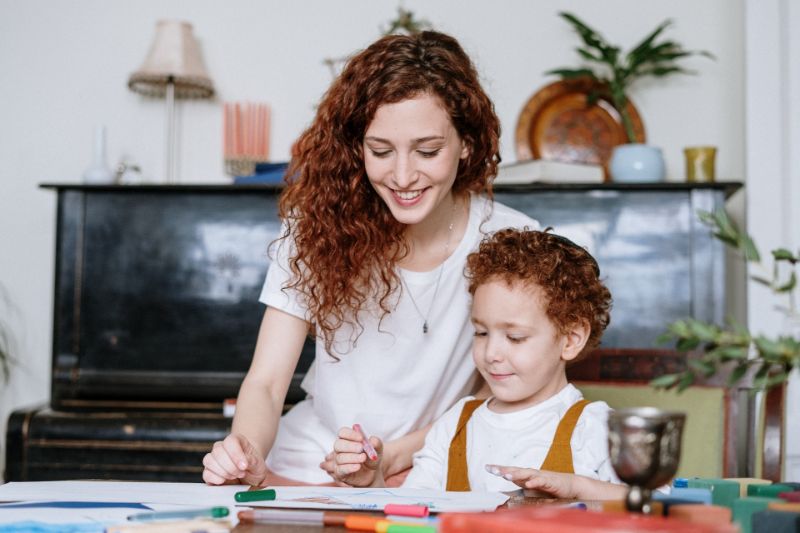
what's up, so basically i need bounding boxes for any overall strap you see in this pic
[539,399,591,474]
[445,398,485,492]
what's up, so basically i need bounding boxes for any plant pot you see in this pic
[610,144,665,183]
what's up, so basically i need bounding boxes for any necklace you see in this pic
[402,199,458,334]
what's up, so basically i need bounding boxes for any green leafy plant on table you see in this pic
[653,209,800,391]
[548,12,714,142]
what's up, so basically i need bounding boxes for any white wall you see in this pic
[0,0,746,477]
[745,0,800,481]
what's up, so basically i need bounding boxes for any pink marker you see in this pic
[353,423,378,461]
[384,503,430,517]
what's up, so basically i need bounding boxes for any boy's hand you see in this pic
[202,433,268,487]
[486,465,577,498]
[321,426,384,487]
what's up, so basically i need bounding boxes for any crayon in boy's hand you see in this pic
[353,423,378,461]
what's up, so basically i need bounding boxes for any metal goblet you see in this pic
[607,407,686,513]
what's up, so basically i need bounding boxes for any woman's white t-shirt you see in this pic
[403,384,621,491]
[260,194,537,483]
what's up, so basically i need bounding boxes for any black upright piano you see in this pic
[5,181,740,482]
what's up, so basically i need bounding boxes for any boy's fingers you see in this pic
[485,464,516,477]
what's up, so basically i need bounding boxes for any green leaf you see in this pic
[650,373,681,388]
[577,47,604,63]
[773,248,798,262]
[545,68,599,80]
[739,234,761,262]
[697,210,715,225]
[638,67,692,78]
[709,344,749,361]
[712,209,739,241]
[656,331,675,346]
[751,275,772,287]
[726,363,750,386]
[676,337,701,352]
[754,336,784,361]
[677,372,695,392]
[752,362,773,389]
[559,12,609,55]
[689,359,716,377]
[626,20,672,70]
[687,319,719,341]
[775,272,797,293]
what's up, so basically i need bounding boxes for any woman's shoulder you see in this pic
[471,194,539,233]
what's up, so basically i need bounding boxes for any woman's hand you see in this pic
[321,426,384,487]
[202,433,268,487]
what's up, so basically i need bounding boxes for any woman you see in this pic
[202,30,537,486]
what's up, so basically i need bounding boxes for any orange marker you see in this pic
[345,515,385,531]
[354,423,378,461]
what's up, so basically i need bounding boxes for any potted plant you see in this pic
[548,12,713,182]
[653,209,799,391]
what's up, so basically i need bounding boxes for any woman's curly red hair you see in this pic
[278,31,501,353]
[465,229,612,360]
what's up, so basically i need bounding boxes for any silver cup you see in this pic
[607,407,686,513]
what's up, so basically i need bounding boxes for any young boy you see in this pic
[330,229,626,499]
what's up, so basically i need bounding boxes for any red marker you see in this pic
[353,423,378,461]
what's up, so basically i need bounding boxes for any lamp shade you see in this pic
[128,20,214,99]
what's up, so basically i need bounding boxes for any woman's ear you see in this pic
[460,140,469,160]
[561,321,590,362]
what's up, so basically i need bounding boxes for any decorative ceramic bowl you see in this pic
[610,144,665,182]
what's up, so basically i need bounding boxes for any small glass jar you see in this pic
[684,146,717,183]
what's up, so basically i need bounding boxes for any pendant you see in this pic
[423,321,429,334]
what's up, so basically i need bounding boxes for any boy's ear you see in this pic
[561,321,591,362]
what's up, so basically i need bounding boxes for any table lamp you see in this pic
[128,20,215,183]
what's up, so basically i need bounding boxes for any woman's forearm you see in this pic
[231,307,310,459]
[382,423,432,476]
[230,375,286,459]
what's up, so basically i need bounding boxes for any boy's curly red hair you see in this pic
[277,31,501,352]
[465,229,612,360]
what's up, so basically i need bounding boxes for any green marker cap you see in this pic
[235,488,277,502]
[211,506,230,517]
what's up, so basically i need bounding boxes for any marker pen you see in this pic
[354,423,379,461]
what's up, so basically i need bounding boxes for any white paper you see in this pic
[0,481,244,507]
[0,502,196,525]
[247,485,509,513]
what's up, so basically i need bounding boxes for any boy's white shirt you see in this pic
[402,383,621,491]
